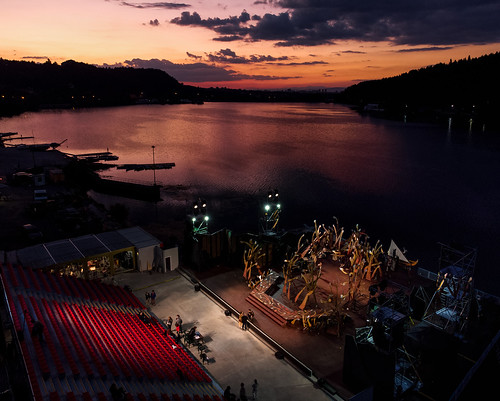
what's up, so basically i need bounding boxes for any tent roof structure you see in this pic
[16,226,160,269]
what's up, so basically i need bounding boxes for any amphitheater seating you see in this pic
[0,262,222,401]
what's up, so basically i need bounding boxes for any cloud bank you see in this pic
[101,57,300,83]
[169,0,500,47]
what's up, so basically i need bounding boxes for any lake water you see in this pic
[1,103,499,295]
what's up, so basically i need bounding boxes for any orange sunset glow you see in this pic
[1,0,499,90]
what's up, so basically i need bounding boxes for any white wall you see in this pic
[137,245,156,272]
[162,247,179,271]
[137,245,178,272]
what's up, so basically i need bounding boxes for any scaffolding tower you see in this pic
[422,243,477,334]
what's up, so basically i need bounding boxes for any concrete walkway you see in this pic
[112,269,335,401]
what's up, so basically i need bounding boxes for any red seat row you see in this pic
[28,295,65,377]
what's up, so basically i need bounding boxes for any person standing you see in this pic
[251,379,258,400]
[166,316,173,335]
[239,383,247,401]
[175,314,183,332]
[238,312,244,329]
[145,292,150,306]
[223,386,231,400]
[150,289,156,306]
[241,313,249,330]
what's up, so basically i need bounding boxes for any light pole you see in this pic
[192,199,209,235]
[152,145,156,186]
[261,189,281,234]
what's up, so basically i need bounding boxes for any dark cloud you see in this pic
[205,48,290,64]
[170,10,251,28]
[121,2,189,9]
[396,46,455,52]
[101,58,298,83]
[186,52,202,60]
[169,1,500,47]
[272,60,327,66]
[341,50,366,54]
[213,35,242,42]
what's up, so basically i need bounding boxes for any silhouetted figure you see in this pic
[31,321,44,342]
[252,379,258,400]
[187,326,197,343]
[109,383,126,401]
[242,314,249,330]
[223,386,231,400]
[240,382,248,401]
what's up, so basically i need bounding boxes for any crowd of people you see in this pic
[140,287,262,400]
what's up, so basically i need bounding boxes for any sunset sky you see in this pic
[1,0,499,90]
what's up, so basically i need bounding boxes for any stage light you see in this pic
[276,203,281,209]
[192,217,196,223]
[204,216,209,221]
[265,204,270,212]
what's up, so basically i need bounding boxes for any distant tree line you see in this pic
[335,52,500,128]
[1,54,499,129]
[0,59,184,115]
[0,58,333,117]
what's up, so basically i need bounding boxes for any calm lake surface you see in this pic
[2,103,500,295]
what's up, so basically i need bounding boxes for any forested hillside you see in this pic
[336,52,500,127]
[0,59,187,115]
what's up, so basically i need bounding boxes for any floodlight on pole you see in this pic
[260,189,281,235]
[191,198,209,235]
